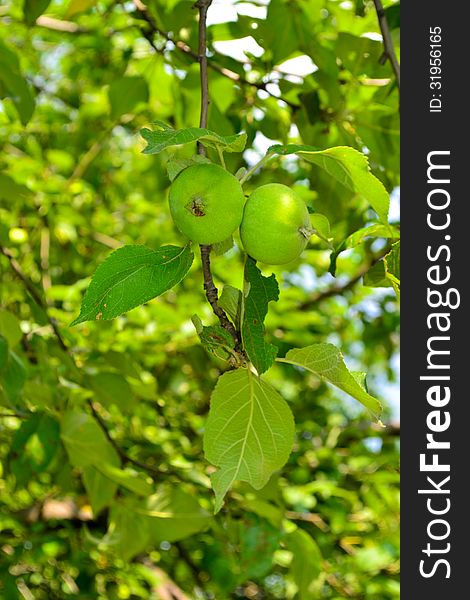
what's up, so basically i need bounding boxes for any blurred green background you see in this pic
[0,0,399,598]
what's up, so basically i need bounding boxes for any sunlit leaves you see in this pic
[140,121,247,155]
[204,369,295,512]
[268,144,390,223]
[71,245,193,325]
[279,343,382,419]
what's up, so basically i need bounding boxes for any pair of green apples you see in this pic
[169,163,312,265]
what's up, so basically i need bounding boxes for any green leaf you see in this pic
[88,372,135,412]
[204,368,295,513]
[385,241,400,300]
[219,285,243,327]
[82,466,118,515]
[95,463,154,497]
[192,316,235,361]
[10,414,60,483]
[238,513,281,583]
[212,236,234,256]
[108,503,150,561]
[343,223,399,250]
[140,122,247,155]
[139,486,211,542]
[278,343,382,419]
[166,155,211,182]
[286,528,323,599]
[60,411,120,468]
[363,261,392,288]
[0,173,32,202]
[71,245,193,325]
[108,76,149,119]
[1,351,27,401]
[0,39,35,125]
[309,213,333,247]
[0,336,8,371]
[268,145,390,223]
[0,310,23,347]
[65,0,97,18]
[242,259,279,375]
[23,0,51,25]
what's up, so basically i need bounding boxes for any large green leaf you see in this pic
[237,513,281,583]
[107,486,211,560]
[60,411,120,468]
[108,76,149,119]
[242,259,279,375]
[0,310,23,347]
[82,466,118,515]
[108,504,150,561]
[88,372,135,412]
[139,486,211,542]
[286,528,323,599]
[0,336,8,371]
[204,369,295,513]
[71,245,193,325]
[96,463,154,497]
[268,145,390,223]
[0,40,35,125]
[140,121,247,155]
[278,343,382,419]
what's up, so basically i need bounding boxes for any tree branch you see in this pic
[196,0,211,140]
[190,0,241,351]
[132,0,299,109]
[200,245,240,345]
[298,246,391,310]
[0,246,68,352]
[86,399,168,478]
[372,0,400,90]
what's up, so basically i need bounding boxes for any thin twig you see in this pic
[192,0,241,350]
[372,0,400,90]
[298,246,391,310]
[132,0,299,109]
[196,0,212,144]
[0,246,68,352]
[200,245,239,345]
[86,400,165,477]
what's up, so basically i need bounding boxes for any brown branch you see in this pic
[0,246,68,352]
[299,246,391,310]
[86,399,166,478]
[196,0,212,139]
[132,0,299,109]
[200,245,239,345]
[372,0,400,90]
[189,0,241,351]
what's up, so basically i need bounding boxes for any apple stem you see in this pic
[299,226,315,240]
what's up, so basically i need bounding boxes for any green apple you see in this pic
[240,183,312,264]
[169,163,245,245]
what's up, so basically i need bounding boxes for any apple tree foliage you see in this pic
[0,0,400,598]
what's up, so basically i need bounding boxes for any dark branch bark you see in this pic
[132,0,299,109]
[195,0,211,139]
[87,399,166,478]
[200,245,239,345]
[191,0,241,351]
[0,246,68,352]
[372,0,400,90]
